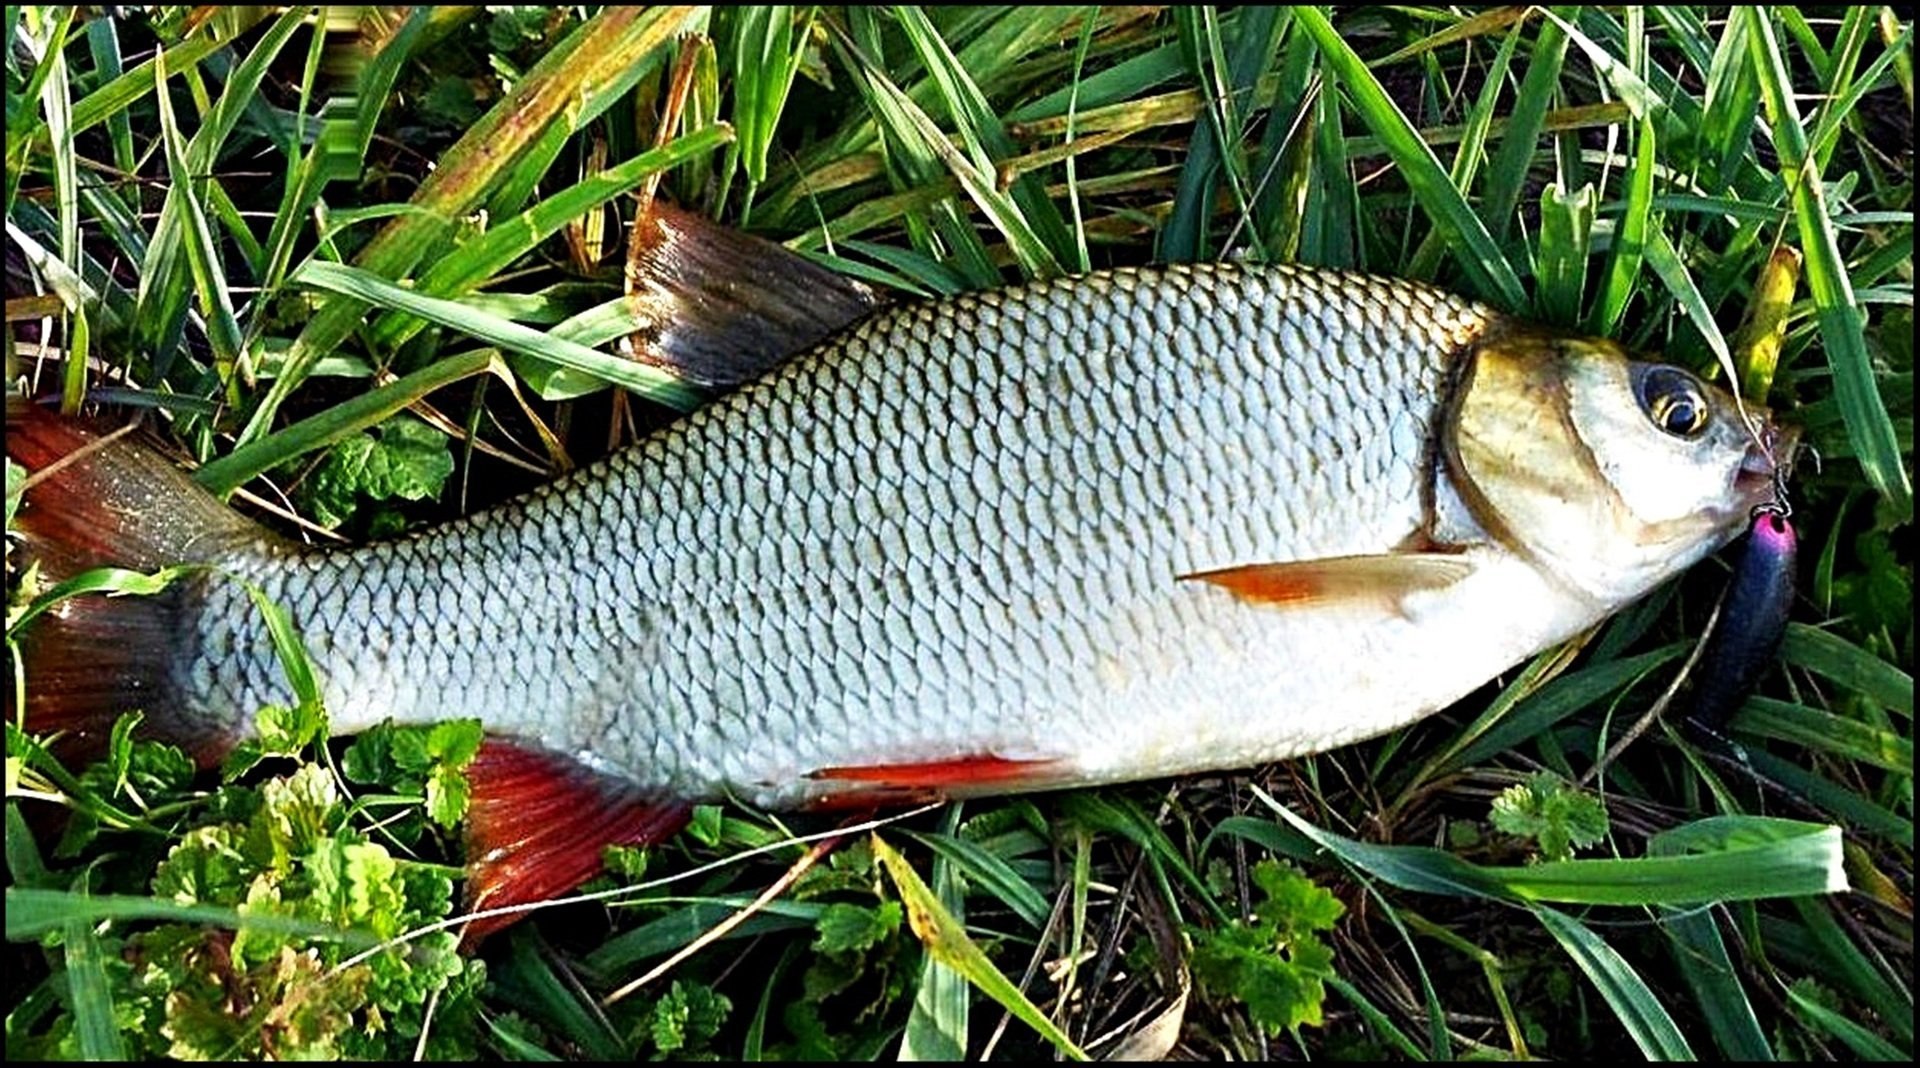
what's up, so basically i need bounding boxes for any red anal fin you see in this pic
[808,754,1070,798]
[1178,553,1474,611]
[461,736,690,943]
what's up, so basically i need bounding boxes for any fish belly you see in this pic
[175,264,1518,806]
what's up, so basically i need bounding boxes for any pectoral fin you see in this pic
[1178,553,1475,613]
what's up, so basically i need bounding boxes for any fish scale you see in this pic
[159,263,1509,806]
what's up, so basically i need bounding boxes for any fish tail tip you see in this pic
[7,396,256,768]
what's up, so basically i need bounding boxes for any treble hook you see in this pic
[1749,461,1796,521]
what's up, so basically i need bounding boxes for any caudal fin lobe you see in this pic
[6,397,268,765]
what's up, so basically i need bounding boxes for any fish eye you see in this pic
[1634,365,1711,439]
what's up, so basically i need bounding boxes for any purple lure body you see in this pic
[1687,511,1797,734]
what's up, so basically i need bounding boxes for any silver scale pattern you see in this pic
[174,263,1493,805]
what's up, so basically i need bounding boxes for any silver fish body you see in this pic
[147,262,1768,807]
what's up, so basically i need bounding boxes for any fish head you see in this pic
[1445,333,1797,605]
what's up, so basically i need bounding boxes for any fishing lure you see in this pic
[1685,492,1798,740]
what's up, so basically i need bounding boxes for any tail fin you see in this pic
[6,397,271,765]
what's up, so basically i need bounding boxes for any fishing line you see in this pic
[1220,76,1323,261]
[328,800,945,976]
[1578,594,1723,790]
[601,831,844,1006]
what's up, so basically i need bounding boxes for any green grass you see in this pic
[5,6,1912,1061]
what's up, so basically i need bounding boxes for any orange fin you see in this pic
[808,754,1071,796]
[1179,553,1474,610]
[461,737,690,943]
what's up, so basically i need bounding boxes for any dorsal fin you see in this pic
[623,203,882,389]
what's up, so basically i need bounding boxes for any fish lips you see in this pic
[1734,420,1801,512]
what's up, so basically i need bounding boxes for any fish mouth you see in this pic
[1734,420,1801,511]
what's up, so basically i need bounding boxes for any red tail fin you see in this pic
[6,398,269,765]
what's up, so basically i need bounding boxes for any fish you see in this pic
[6,207,1794,936]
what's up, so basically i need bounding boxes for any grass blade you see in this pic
[240,5,704,446]
[496,929,627,1062]
[259,8,427,292]
[30,7,78,270]
[1005,17,1189,123]
[1405,17,1526,279]
[1659,908,1774,1061]
[726,6,812,223]
[1163,5,1284,263]
[1733,696,1913,771]
[1248,30,1317,260]
[6,6,66,196]
[1734,247,1802,401]
[1739,749,1913,849]
[1294,7,1526,310]
[151,50,245,397]
[241,582,320,711]
[893,5,1077,271]
[1589,115,1657,337]
[6,887,377,946]
[1644,225,1735,376]
[1302,77,1357,268]
[58,302,87,416]
[61,906,127,1062]
[584,898,819,974]
[898,811,970,1060]
[1534,905,1695,1061]
[1484,14,1569,246]
[1788,896,1915,1047]
[289,262,700,412]
[1787,982,1907,1060]
[1263,790,1845,906]
[1438,642,1690,777]
[1699,8,1761,193]
[903,830,1049,931]
[872,833,1086,1061]
[839,19,1062,281]
[62,12,270,140]
[1746,7,1911,516]
[372,123,735,352]
[194,349,495,496]
[1779,623,1914,717]
[1535,182,1595,326]
[138,8,307,374]
[1811,21,1914,170]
